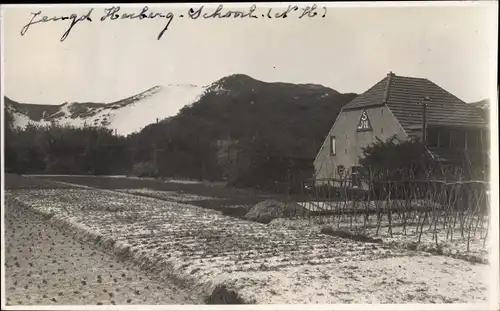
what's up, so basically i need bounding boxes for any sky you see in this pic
[1,2,498,106]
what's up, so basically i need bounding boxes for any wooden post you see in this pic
[421,97,430,178]
[153,143,158,176]
[422,102,427,147]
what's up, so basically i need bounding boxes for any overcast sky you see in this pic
[1,2,497,106]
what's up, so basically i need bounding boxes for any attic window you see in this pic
[357,110,373,132]
[330,136,336,155]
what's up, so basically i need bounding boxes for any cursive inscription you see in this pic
[20,9,93,42]
[100,6,174,40]
[188,5,258,19]
[20,4,328,42]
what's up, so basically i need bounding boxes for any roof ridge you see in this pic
[383,72,394,103]
[423,78,467,105]
[387,73,429,81]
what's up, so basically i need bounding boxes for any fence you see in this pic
[287,167,490,251]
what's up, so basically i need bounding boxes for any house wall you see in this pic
[314,106,407,182]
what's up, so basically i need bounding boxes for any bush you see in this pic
[359,135,430,179]
[128,161,158,177]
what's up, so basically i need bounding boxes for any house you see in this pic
[314,72,489,184]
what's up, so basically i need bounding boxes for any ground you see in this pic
[4,198,201,306]
[3,174,495,305]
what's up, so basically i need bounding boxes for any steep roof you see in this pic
[342,72,487,130]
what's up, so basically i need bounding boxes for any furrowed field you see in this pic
[4,174,492,304]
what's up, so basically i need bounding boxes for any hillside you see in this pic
[182,74,356,157]
[127,74,357,186]
[4,74,357,186]
[129,74,357,158]
[5,74,356,150]
[5,84,208,136]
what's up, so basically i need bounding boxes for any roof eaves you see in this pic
[342,102,385,112]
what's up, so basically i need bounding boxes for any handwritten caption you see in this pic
[20,5,328,42]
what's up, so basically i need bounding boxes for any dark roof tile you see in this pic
[342,72,487,131]
[342,76,388,110]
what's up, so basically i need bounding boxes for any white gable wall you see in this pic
[313,106,408,183]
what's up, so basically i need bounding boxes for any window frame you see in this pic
[330,135,336,155]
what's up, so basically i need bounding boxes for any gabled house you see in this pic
[314,72,489,183]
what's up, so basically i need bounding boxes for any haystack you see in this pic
[244,199,308,224]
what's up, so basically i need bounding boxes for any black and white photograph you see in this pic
[1,2,499,309]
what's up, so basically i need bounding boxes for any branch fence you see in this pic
[287,166,490,251]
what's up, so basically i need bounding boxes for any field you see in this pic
[4,174,492,304]
[4,195,201,305]
[270,214,489,264]
[35,175,276,219]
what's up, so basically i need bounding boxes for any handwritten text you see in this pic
[20,5,328,42]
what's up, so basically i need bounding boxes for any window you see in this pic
[450,130,466,150]
[466,131,480,150]
[330,136,336,155]
[438,129,451,148]
[337,165,345,176]
[427,128,439,147]
[481,130,489,150]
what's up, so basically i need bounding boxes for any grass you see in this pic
[5,174,76,190]
[32,174,275,219]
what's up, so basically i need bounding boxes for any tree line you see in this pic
[4,116,487,193]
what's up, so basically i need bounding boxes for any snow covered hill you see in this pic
[5,84,208,136]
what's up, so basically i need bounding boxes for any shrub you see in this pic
[128,161,158,177]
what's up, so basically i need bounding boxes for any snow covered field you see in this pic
[115,188,215,202]
[5,187,492,304]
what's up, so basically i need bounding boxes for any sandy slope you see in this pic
[108,84,206,135]
[4,200,201,306]
[9,84,207,136]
